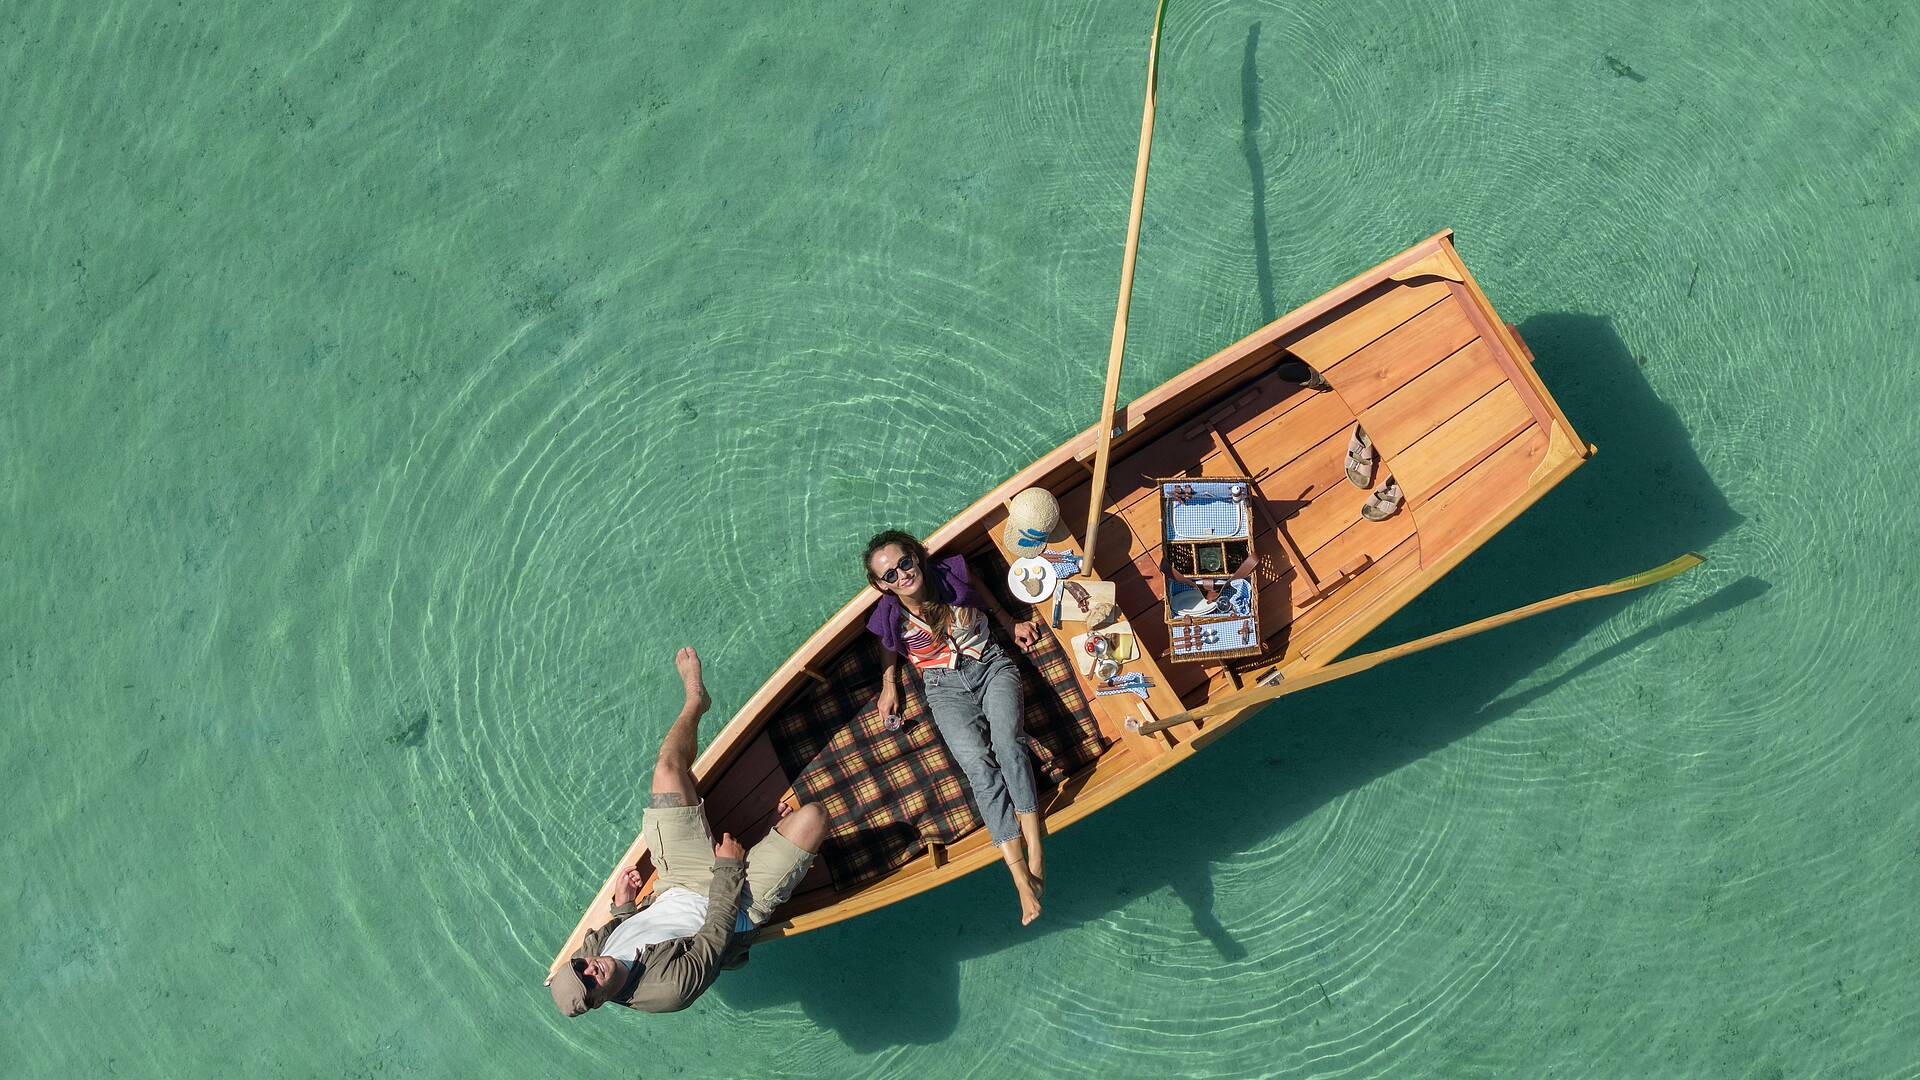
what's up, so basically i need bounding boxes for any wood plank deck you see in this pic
[1361,338,1505,458]
[1412,425,1553,561]
[1392,382,1535,506]
[1322,298,1480,413]
[1288,278,1452,368]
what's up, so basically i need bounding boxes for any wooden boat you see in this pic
[548,228,1647,973]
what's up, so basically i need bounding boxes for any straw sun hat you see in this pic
[1001,487,1069,552]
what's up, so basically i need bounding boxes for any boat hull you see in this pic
[548,230,1589,973]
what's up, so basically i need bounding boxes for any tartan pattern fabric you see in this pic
[768,611,1108,893]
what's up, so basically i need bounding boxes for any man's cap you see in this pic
[549,962,591,1017]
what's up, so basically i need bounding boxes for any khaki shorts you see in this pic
[641,802,815,928]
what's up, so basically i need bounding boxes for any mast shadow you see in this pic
[1244,21,1277,323]
[715,311,1742,1046]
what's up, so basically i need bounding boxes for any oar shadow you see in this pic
[716,311,1743,1050]
[1469,574,1770,720]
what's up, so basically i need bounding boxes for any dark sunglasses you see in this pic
[572,957,600,990]
[878,553,917,585]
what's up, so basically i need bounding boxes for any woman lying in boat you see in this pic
[863,530,1051,925]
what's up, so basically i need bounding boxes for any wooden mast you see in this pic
[1082,0,1168,564]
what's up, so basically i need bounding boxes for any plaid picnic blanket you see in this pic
[768,607,1108,892]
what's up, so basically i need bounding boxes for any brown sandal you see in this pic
[1345,425,1376,489]
[1361,478,1403,521]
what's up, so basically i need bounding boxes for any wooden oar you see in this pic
[1133,553,1706,733]
[1082,0,1169,564]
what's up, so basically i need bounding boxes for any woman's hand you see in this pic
[1013,618,1043,652]
[875,679,901,723]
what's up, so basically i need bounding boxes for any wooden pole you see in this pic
[1133,553,1706,733]
[1083,0,1168,566]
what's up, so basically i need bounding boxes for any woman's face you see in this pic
[869,543,923,597]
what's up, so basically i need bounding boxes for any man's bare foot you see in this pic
[675,646,710,714]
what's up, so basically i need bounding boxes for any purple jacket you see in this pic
[866,553,984,659]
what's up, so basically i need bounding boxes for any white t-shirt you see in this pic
[598,887,754,962]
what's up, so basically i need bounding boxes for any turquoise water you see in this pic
[4,0,1917,1075]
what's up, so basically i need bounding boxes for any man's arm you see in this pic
[568,865,645,964]
[684,854,748,967]
[639,836,748,1010]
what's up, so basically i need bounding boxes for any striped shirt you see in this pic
[901,606,990,671]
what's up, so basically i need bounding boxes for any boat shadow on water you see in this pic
[715,312,1760,1049]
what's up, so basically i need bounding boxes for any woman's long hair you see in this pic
[863,530,952,643]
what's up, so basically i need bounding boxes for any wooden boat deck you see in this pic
[1047,251,1576,697]
[548,230,1591,972]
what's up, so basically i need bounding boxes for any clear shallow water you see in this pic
[4,0,1917,1076]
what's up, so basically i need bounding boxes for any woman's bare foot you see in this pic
[1018,811,1046,898]
[675,646,711,715]
[998,836,1042,925]
[1015,877,1042,926]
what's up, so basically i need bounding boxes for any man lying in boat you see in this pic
[548,647,828,1017]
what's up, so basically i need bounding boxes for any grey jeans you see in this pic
[920,641,1036,845]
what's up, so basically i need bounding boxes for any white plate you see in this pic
[1168,581,1218,617]
[1006,556,1058,604]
